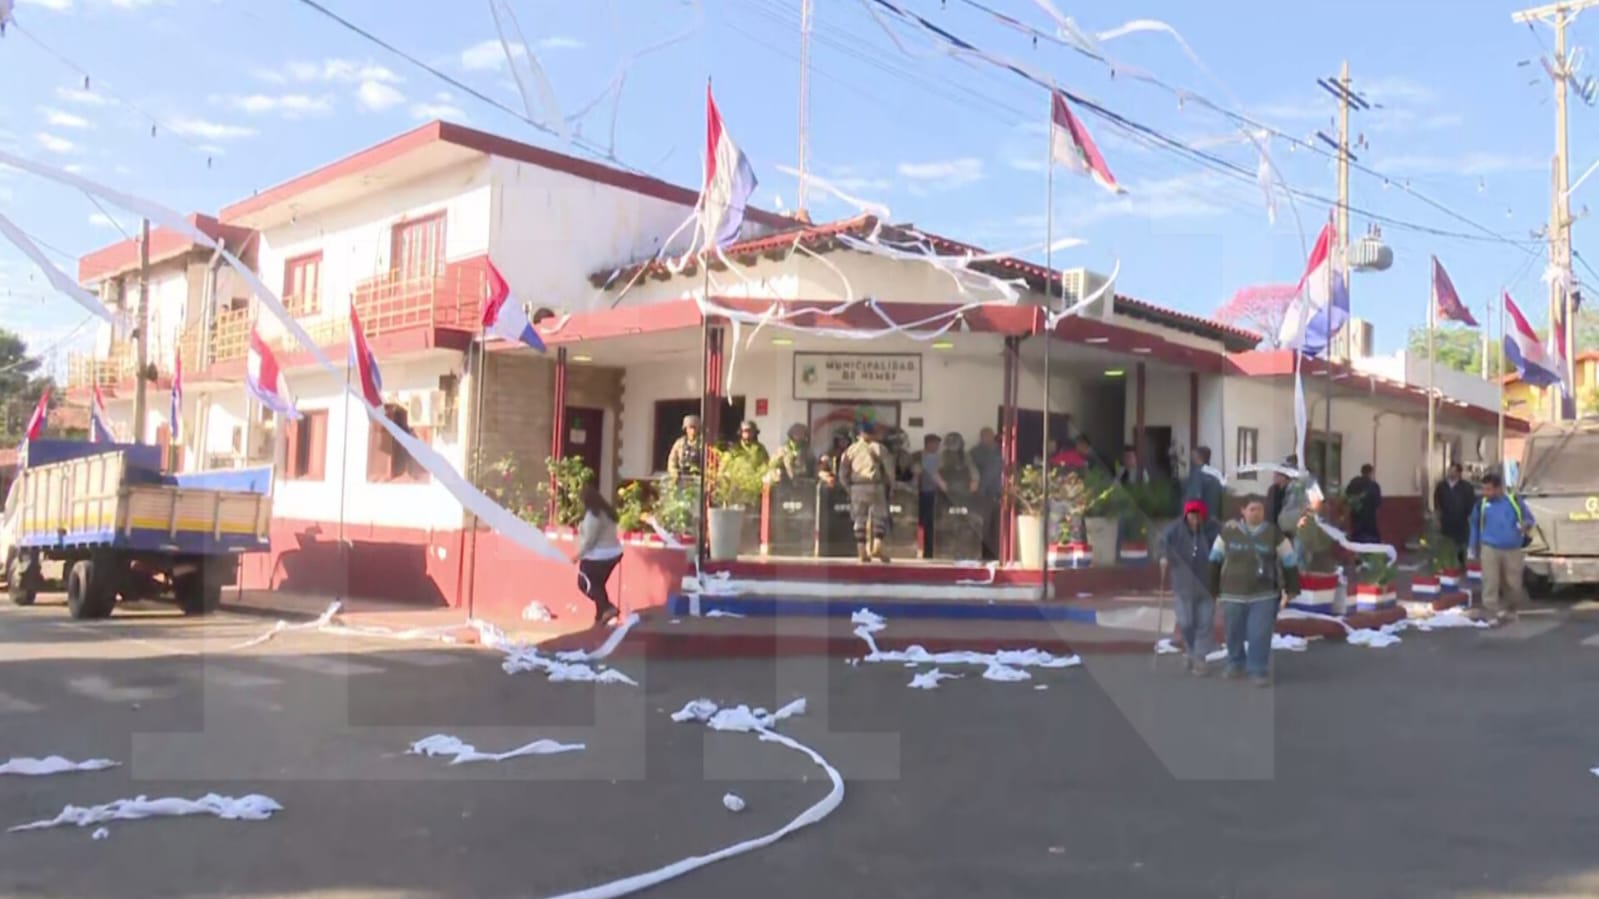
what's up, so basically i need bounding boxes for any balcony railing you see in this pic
[67,345,139,392]
[175,257,491,370]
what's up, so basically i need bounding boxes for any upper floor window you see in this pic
[283,252,323,317]
[391,213,446,280]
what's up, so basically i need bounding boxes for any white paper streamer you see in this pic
[1204,633,1308,662]
[852,609,1081,672]
[546,698,841,899]
[0,756,119,777]
[908,668,962,689]
[10,794,282,833]
[0,152,570,568]
[1153,638,1182,655]
[0,211,119,325]
[408,734,584,764]
[489,0,569,143]
[471,615,640,685]
[954,562,998,586]
[721,793,746,813]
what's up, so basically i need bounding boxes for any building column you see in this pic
[1134,362,1147,468]
[1188,371,1200,461]
[546,346,568,525]
[696,321,725,560]
[999,336,1021,565]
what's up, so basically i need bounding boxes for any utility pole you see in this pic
[1515,0,1598,421]
[796,0,814,222]
[1313,62,1362,486]
[132,218,150,444]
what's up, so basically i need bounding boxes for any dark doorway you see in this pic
[563,406,606,483]
[1140,425,1174,480]
[1003,407,1075,466]
[651,396,747,473]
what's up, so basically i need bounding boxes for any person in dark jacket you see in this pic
[1344,464,1382,543]
[1266,468,1291,528]
[1434,463,1475,566]
[1183,446,1225,522]
[1159,499,1223,675]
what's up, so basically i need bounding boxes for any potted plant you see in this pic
[1289,510,1346,613]
[473,451,546,527]
[651,477,699,544]
[1353,551,1399,611]
[534,455,594,537]
[1081,467,1124,568]
[1117,479,1177,565]
[1411,530,1460,597]
[707,449,763,561]
[616,481,645,540]
[1048,469,1091,570]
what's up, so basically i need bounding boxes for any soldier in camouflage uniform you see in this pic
[839,421,894,562]
[767,423,825,484]
[729,420,770,469]
[666,414,703,482]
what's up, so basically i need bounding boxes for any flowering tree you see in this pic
[1213,284,1297,347]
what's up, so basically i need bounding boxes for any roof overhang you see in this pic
[220,120,796,233]
[78,213,254,284]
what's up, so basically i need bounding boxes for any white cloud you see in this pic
[226,93,335,117]
[18,0,74,10]
[896,158,985,189]
[269,58,402,85]
[55,85,108,106]
[1374,152,1545,176]
[411,96,468,121]
[462,39,524,71]
[167,117,256,140]
[41,107,92,129]
[357,80,406,112]
[540,36,585,51]
[35,132,78,154]
[63,163,89,174]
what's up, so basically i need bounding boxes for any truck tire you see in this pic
[6,550,38,607]
[175,562,223,617]
[66,558,115,620]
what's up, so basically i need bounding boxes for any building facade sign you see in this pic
[792,353,922,401]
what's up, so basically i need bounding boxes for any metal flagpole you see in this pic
[1497,294,1506,471]
[465,301,491,619]
[1040,89,1054,595]
[1426,269,1437,516]
[337,341,352,568]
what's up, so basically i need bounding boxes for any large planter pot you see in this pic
[707,508,745,562]
[1048,542,1091,570]
[1291,570,1342,614]
[1353,583,1397,612]
[1085,516,1119,568]
[1015,513,1045,569]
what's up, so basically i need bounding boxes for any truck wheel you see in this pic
[175,563,223,616]
[66,559,115,620]
[6,550,38,607]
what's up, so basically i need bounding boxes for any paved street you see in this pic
[4,596,1599,898]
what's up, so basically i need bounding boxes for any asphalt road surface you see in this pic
[3,595,1599,899]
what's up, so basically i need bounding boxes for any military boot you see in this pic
[856,541,871,563]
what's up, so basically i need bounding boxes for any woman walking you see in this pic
[574,483,624,626]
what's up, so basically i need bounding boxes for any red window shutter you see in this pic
[284,418,302,480]
[307,412,328,481]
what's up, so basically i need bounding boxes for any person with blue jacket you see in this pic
[1468,471,1535,623]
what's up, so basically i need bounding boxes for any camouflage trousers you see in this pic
[849,484,888,541]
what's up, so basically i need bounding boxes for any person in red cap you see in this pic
[1159,497,1222,674]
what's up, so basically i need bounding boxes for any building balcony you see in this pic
[67,344,141,394]
[176,255,492,375]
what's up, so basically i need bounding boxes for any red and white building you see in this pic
[65,121,1527,617]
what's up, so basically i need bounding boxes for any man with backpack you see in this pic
[1468,471,1536,624]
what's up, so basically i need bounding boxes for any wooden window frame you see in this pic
[284,410,328,481]
[283,251,323,317]
[389,212,447,279]
[1234,426,1260,481]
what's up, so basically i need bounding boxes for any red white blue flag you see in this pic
[23,387,48,442]
[1503,291,1565,390]
[246,329,300,420]
[1050,91,1123,195]
[170,350,183,443]
[1277,219,1349,357]
[482,261,546,352]
[348,303,384,408]
[90,385,114,444]
[1430,256,1478,327]
[701,83,758,249]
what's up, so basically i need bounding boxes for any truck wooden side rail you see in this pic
[1,441,272,619]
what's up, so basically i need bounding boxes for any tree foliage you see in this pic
[1214,284,1296,346]
[0,328,54,445]
[1411,309,1599,378]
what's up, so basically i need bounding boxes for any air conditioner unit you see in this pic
[1058,268,1115,321]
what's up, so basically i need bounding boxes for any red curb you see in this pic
[534,630,1152,659]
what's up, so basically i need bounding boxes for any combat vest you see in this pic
[1217,520,1286,601]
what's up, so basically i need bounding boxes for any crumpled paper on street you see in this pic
[908,668,962,690]
[472,615,640,686]
[1205,634,1308,662]
[1153,639,1182,655]
[408,734,584,765]
[10,794,282,833]
[542,698,841,899]
[721,793,746,813]
[851,608,1081,675]
[0,756,119,777]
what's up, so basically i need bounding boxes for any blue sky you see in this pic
[0,0,1589,373]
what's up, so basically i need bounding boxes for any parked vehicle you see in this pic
[0,440,271,619]
[1515,420,1599,592]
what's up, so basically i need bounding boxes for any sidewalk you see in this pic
[219,589,596,646]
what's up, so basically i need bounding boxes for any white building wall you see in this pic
[253,158,493,342]
[268,354,469,531]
